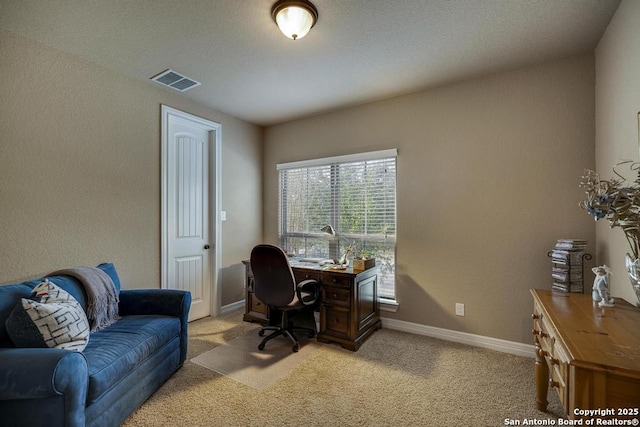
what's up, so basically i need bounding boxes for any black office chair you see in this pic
[250,244,320,352]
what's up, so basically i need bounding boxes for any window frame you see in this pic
[277,149,398,307]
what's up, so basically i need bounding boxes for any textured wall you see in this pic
[264,55,596,344]
[0,30,262,308]
[594,0,640,305]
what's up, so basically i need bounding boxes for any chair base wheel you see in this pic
[255,311,316,353]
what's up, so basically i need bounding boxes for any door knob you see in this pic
[204,245,210,250]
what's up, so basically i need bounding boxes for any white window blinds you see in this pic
[278,149,397,300]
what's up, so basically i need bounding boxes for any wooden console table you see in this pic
[531,289,640,419]
[243,259,381,351]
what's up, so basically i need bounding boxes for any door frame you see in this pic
[160,104,222,318]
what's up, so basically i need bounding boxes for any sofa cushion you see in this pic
[5,280,90,351]
[96,263,121,294]
[82,315,180,403]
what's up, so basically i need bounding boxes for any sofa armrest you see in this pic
[118,289,191,364]
[118,289,190,318]
[0,348,88,427]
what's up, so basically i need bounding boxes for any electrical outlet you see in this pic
[455,303,465,316]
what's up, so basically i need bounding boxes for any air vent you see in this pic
[150,69,201,92]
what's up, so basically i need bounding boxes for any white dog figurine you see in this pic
[591,265,614,307]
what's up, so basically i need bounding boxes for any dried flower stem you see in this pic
[580,161,640,259]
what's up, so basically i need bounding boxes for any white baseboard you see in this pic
[223,300,534,357]
[221,300,245,316]
[381,317,535,358]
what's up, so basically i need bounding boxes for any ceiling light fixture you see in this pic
[271,0,318,41]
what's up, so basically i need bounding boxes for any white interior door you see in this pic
[161,106,222,321]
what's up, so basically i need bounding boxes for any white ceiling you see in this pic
[0,0,621,126]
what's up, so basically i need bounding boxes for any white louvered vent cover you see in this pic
[151,69,201,92]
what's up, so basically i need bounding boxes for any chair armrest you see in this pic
[296,279,319,306]
[0,348,88,427]
[118,289,191,364]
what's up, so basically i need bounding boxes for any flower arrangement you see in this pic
[579,160,640,259]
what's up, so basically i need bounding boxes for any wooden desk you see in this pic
[531,289,640,419]
[243,260,381,351]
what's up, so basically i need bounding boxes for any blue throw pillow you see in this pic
[5,301,47,348]
[97,262,121,294]
[5,280,90,351]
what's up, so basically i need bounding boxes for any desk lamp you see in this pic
[321,225,354,265]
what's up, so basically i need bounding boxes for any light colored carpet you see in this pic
[191,328,321,390]
[122,310,564,427]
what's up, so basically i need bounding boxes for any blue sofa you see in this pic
[0,263,191,427]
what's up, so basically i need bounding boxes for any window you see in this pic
[278,149,397,300]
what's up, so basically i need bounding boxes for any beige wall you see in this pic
[0,30,262,307]
[264,55,596,344]
[594,0,640,305]
[2,20,613,343]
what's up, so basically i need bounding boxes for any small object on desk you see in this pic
[338,244,354,266]
[548,239,590,293]
[300,257,334,264]
[591,265,614,307]
[353,257,375,272]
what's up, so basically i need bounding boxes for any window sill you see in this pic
[379,298,399,313]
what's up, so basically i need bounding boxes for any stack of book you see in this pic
[550,239,587,293]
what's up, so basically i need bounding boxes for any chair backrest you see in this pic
[250,244,297,307]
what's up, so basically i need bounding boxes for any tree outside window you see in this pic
[278,153,396,300]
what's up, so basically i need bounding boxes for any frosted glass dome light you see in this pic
[271,0,318,40]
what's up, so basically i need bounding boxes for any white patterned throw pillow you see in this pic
[5,280,90,351]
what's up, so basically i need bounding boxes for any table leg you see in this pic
[534,342,549,411]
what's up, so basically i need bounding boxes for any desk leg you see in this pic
[534,342,549,411]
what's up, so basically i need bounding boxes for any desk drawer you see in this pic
[535,322,555,358]
[533,306,555,356]
[532,302,569,408]
[323,285,350,306]
[248,292,267,316]
[321,272,351,288]
[550,357,568,407]
[294,271,320,283]
[550,332,569,407]
[322,305,350,338]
